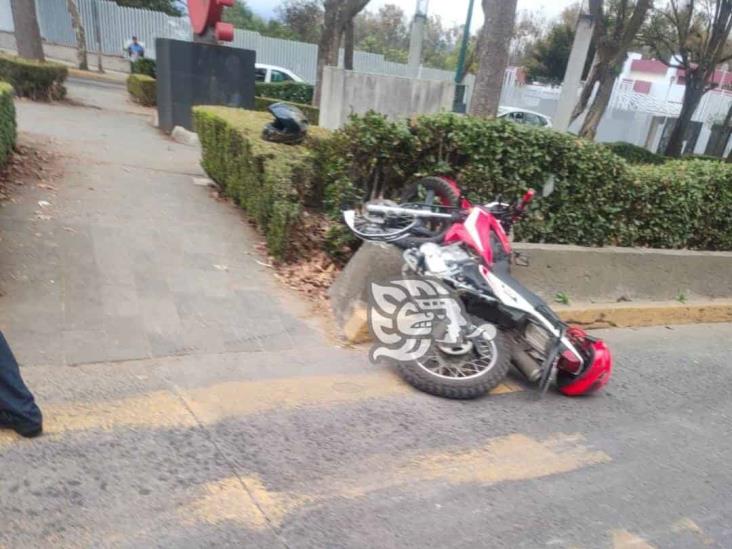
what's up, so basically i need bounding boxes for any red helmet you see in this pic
[556,333,613,396]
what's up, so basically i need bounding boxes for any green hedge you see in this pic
[254,81,313,104]
[131,58,156,78]
[314,112,732,251]
[625,160,732,250]
[0,55,67,101]
[604,141,665,165]
[194,108,732,262]
[127,74,156,106]
[254,96,319,125]
[0,82,16,169]
[193,107,330,259]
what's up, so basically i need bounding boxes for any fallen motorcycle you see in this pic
[343,176,612,399]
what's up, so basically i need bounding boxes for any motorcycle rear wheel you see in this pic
[396,176,461,248]
[396,329,511,399]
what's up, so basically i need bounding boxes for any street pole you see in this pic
[553,2,594,131]
[453,0,475,113]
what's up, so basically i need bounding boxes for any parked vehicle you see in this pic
[343,176,612,399]
[497,107,552,128]
[255,63,305,83]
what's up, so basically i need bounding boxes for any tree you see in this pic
[277,0,324,43]
[354,4,409,62]
[66,0,88,71]
[524,6,584,85]
[113,0,181,15]
[313,0,371,107]
[224,1,294,38]
[644,0,732,157]
[10,0,45,61]
[422,15,461,70]
[470,0,518,117]
[571,0,653,141]
[510,9,546,66]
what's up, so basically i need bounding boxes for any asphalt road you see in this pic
[0,81,731,548]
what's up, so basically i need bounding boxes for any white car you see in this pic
[497,107,552,128]
[255,64,305,84]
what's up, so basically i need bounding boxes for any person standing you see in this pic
[0,332,42,438]
[126,35,145,70]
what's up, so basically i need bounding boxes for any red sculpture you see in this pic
[188,0,235,42]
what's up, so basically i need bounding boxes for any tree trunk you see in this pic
[664,78,706,158]
[313,0,370,107]
[571,0,652,133]
[313,1,342,107]
[66,0,88,70]
[469,0,518,117]
[10,0,45,61]
[570,55,601,124]
[91,0,104,73]
[577,63,615,140]
[344,19,354,70]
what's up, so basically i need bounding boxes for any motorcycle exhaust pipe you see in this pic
[512,349,542,383]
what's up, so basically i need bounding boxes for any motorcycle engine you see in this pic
[420,243,472,276]
[523,321,553,358]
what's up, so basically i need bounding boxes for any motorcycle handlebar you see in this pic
[512,188,536,221]
[518,188,536,212]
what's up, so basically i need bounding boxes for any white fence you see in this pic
[0,0,468,88]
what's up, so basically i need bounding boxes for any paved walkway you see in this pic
[1,82,732,548]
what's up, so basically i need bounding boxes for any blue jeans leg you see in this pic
[0,332,42,427]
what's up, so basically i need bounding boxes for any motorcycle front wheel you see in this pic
[396,328,511,399]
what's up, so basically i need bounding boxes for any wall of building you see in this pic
[318,66,455,130]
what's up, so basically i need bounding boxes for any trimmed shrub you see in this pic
[623,160,732,250]
[314,112,732,251]
[315,112,632,247]
[194,107,732,261]
[127,74,156,106]
[0,54,67,101]
[193,106,330,259]
[254,96,319,125]
[604,141,665,165]
[255,81,313,104]
[0,82,16,169]
[131,58,156,78]
[678,154,722,162]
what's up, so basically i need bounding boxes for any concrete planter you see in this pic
[329,242,732,342]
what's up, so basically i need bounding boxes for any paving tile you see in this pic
[244,319,294,352]
[139,296,182,334]
[100,284,141,317]
[63,329,110,366]
[103,316,151,362]
[0,327,64,367]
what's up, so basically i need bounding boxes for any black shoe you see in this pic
[0,410,42,438]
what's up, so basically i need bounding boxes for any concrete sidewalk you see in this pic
[1,96,327,366]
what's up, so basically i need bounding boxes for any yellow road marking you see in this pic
[612,530,656,548]
[672,518,714,545]
[183,432,610,530]
[0,372,523,443]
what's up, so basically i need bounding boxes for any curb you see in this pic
[557,300,732,329]
[67,68,127,84]
[340,300,732,343]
